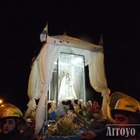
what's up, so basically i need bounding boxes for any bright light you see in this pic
[0,99,3,104]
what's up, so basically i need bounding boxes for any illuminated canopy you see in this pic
[26,34,110,134]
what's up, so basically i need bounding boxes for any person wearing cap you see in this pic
[80,92,140,140]
[0,103,27,140]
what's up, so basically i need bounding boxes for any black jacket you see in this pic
[0,128,27,140]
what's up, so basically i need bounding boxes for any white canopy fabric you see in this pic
[27,35,110,134]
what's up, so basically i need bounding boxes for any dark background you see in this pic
[0,0,140,111]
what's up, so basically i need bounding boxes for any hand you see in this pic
[80,131,97,140]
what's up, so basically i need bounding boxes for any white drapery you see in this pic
[35,42,61,134]
[26,35,110,134]
[88,52,110,119]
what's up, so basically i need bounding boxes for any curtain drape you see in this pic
[35,42,61,134]
[88,52,110,119]
[25,57,41,118]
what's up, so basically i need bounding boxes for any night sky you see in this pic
[0,0,140,111]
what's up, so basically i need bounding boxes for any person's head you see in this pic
[0,103,25,134]
[107,92,140,125]
[111,97,140,124]
[2,118,17,134]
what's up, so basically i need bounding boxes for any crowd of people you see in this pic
[0,91,140,140]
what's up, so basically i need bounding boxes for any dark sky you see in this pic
[0,0,140,111]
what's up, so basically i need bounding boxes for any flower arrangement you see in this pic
[22,99,106,138]
[46,99,105,136]
[47,111,78,136]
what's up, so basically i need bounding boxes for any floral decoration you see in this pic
[22,99,106,138]
[46,99,105,136]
